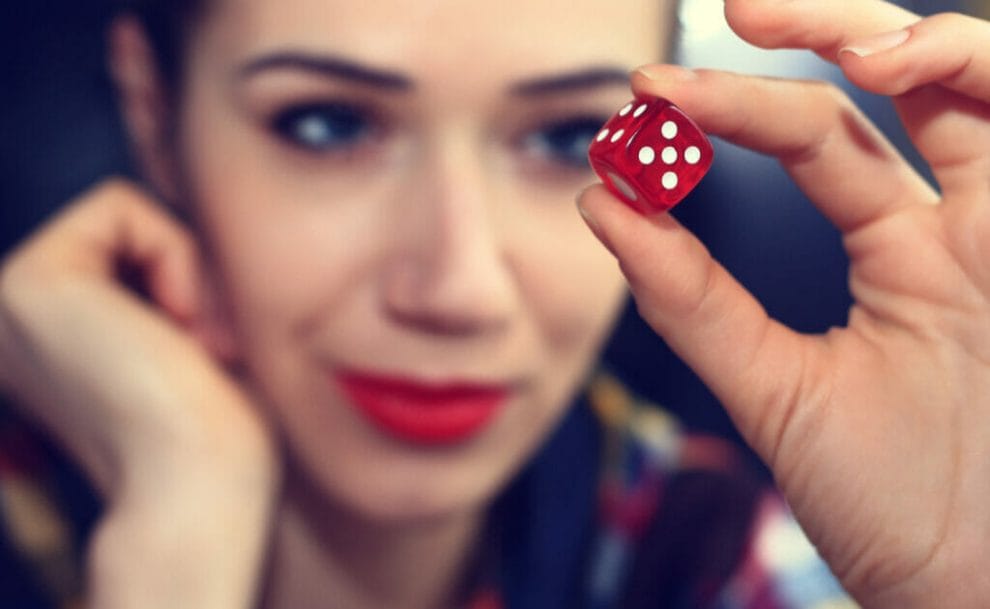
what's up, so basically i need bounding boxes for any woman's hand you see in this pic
[0,179,278,608]
[578,2,990,607]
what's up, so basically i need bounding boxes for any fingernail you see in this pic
[841,28,911,58]
[633,64,698,83]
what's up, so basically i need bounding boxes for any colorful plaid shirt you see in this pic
[0,374,856,609]
[576,374,856,609]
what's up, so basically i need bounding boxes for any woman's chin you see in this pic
[285,457,496,528]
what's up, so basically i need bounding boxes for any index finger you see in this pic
[576,184,816,467]
[724,0,921,61]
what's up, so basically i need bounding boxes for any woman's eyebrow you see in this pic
[237,51,413,90]
[509,67,630,97]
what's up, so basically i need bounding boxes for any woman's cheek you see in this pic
[516,211,628,361]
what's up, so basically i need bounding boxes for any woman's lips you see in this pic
[333,370,511,445]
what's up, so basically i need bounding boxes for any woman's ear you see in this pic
[107,15,181,202]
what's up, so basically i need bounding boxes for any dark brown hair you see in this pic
[118,0,204,87]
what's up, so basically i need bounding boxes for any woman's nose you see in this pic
[381,135,517,335]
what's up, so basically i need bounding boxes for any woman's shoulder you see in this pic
[586,372,857,609]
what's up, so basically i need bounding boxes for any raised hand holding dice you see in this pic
[578,2,990,607]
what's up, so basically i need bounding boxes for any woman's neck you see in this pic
[260,480,487,609]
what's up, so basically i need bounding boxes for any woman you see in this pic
[1,0,989,607]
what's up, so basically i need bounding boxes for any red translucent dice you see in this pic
[588,97,713,214]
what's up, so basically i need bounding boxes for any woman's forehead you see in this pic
[199,0,669,73]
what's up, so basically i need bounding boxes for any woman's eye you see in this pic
[271,103,371,152]
[523,116,608,169]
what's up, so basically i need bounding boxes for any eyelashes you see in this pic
[268,99,607,173]
[270,101,374,152]
[520,115,609,170]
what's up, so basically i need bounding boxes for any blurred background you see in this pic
[0,0,982,604]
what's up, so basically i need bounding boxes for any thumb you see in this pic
[577,184,821,465]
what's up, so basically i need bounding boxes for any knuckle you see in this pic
[724,0,791,47]
[90,175,143,201]
[910,13,978,53]
[778,79,854,163]
[693,68,725,91]
[80,176,153,217]
[0,178,172,320]
[815,80,856,130]
[815,79,853,109]
[924,12,968,31]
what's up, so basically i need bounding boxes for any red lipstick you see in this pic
[334,370,509,445]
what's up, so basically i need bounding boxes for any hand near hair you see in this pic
[579,2,990,607]
[0,179,278,608]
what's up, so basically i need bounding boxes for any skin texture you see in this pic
[3,0,990,607]
[1,1,663,607]
[579,2,990,607]
[174,0,653,524]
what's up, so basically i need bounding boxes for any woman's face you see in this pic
[165,0,667,521]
